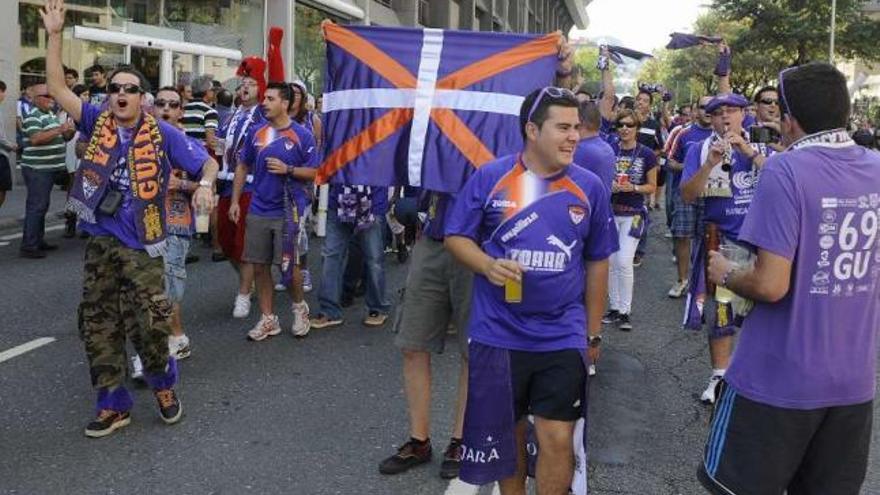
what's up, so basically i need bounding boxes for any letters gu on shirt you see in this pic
[445,155,619,353]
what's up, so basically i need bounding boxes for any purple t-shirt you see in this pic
[669,124,712,189]
[217,104,266,197]
[444,154,618,352]
[681,139,761,239]
[328,184,390,217]
[609,142,657,215]
[573,136,616,192]
[726,138,880,409]
[238,121,316,218]
[76,103,207,250]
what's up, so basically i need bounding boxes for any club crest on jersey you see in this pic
[284,140,294,151]
[568,205,585,225]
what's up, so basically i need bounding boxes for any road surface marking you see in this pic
[0,224,65,242]
[0,337,57,364]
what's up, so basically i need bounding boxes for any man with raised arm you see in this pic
[41,0,217,438]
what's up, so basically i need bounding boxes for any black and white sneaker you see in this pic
[602,310,621,325]
[618,314,633,331]
[84,410,131,438]
[155,389,183,424]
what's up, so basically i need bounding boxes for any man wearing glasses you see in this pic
[445,87,616,494]
[19,82,75,258]
[748,86,785,153]
[41,0,218,438]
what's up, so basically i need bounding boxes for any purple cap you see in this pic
[705,93,749,113]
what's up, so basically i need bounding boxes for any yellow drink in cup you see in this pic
[505,277,522,303]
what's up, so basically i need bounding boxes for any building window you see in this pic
[418,0,431,26]
[375,0,393,7]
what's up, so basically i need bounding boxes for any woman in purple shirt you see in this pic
[602,109,657,331]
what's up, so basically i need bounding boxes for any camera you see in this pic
[749,125,780,144]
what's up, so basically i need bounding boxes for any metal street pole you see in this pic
[830,0,837,64]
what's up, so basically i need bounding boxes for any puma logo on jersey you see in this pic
[546,235,577,261]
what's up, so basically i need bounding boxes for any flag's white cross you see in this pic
[321,28,526,186]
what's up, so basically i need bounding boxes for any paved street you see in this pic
[1,209,879,495]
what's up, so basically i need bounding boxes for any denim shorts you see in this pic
[163,235,190,303]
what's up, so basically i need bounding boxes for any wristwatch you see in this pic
[588,334,603,348]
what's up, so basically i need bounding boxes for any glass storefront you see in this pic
[18,0,263,90]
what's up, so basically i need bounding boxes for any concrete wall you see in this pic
[1,6,19,182]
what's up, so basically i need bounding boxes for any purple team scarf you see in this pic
[279,180,301,289]
[337,186,375,232]
[665,32,723,50]
[460,342,590,493]
[683,234,707,330]
[68,110,168,257]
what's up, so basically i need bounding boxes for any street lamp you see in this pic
[830,0,837,64]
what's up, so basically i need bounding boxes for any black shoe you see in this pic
[601,310,620,324]
[618,314,633,331]
[155,389,183,424]
[378,438,433,475]
[38,242,59,251]
[439,438,462,479]
[19,248,46,259]
[84,409,131,438]
[211,251,227,262]
[632,254,643,267]
[185,253,200,264]
[63,217,76,238]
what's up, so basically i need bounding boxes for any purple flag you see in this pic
[666,32,723,50]
[317,23,560,193]
[605,44,653,64]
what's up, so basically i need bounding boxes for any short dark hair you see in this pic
[781,63,850,134]
[108,65,148,91]
[71,84,88,97]
[619,96,636,110]
[519,87,579,139]
[216,88,233,108]
[266,82,293,111]
[578,101,601,131]
[753,86,778,103]
[87,64,106,75]
[156,86,183,100]
[0,80,6,92]
[65,67,79,79]
[637,89,653,104]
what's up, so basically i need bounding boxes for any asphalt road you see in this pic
[1,213,878,495]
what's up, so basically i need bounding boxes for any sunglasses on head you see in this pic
[107,82,144,95]
[759,98,779,106]
[526,86,577,123]
[154,99,181,109]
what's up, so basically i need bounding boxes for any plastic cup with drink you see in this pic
[195,203,211,234]
[504,250,523,304]
[715,243,752,303]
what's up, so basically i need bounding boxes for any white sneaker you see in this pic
[667,279,689,299]
[302,269,313,293]
[130,355,144,381]
[233,293,251,319]
[168,334,191,360]
[274,283,286,292]
[701,374,724,404]
[247,314,281,342]
[291,301,311,337]
[588,364,597,376]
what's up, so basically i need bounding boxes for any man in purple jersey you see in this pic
[229,82,316,342]
[681,92,769,405]
[699,63,880,494]
[664,95,713,298]
[41,0,218,438]
[573,101,615,191]
[445,87,617,494]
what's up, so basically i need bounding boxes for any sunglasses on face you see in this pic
[759,98,779,106]
[526,86,577,123]
[698,105,707,110]
[154,99,181,109]
[616,122,637,129]
[107,82,144,95]
[35,93,53,99]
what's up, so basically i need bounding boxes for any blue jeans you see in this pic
[21,167,57,250]
[318,210,390,319]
